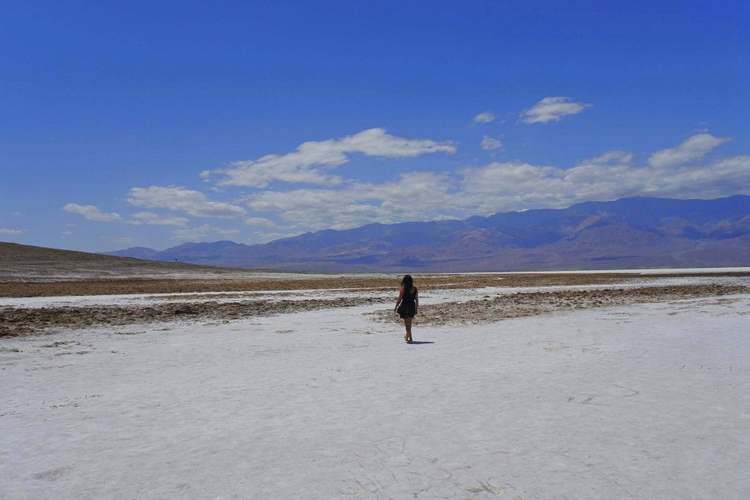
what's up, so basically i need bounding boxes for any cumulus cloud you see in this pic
[251,230,299,243]
[473,112,496,124]
[208,128,456,188]
[128,186,246,218]
[246,171,459,231]
[63,203,122,222]
[579,150,633,165]
[481,136,503,151]
[243,144,750,233]
[58,130,748,244]
[129,211,189,226]
[245,217,275,227]
[0,228,23,235]
[520,97,590,124]
[648,132,729,168]
[460,154,750,213]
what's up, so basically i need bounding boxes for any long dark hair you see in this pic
[401,274,414,292]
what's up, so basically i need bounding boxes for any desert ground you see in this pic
[2,266,750,499]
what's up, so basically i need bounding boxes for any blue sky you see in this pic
[1,1,748,251]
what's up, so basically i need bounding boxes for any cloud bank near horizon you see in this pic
[61,123,746,246]
[243,133,746,234]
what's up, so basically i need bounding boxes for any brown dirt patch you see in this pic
[0,296,389,337]
[371,284,749,326]
[3,272,748,298]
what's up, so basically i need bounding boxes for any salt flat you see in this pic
[2,292,749,499]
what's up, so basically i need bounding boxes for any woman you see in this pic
[394,274,418,344]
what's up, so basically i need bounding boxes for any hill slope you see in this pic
[0,242,253,280]
[112,195,750,272]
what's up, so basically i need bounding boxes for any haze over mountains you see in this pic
[108,196,750,272]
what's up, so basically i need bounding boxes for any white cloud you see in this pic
[172,225,242,241]
[243,142,750,234]
[579,150,633,165]
[251,230,298,243]
[473,112,496,124]
[480,136,503,151]
[209,128,456,188]
[59,130,748,244]
[520,97,590,124]
[63,203,122,222]
[648,132,729,168]
[245,217,275,227]
[459,154,750,213]
[246,171,462,231]
[128,186,246,218]
[460,161,610,212]
[129,211,189,226]
[0,228,23,235]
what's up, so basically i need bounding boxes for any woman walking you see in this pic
[395,274,418,344]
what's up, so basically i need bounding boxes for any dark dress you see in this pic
[397,286,418,319]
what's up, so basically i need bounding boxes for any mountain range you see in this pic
[109,195,750,272]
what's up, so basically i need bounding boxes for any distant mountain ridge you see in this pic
[108,246,159,260]
[109,195,750,272]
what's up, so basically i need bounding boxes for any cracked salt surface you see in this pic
[3,275,747,310]
[1,293,750,499]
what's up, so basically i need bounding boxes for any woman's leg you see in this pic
[404,317,413,342]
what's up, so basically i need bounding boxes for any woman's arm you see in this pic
[414,289,419,314]
[394,286,404,312]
